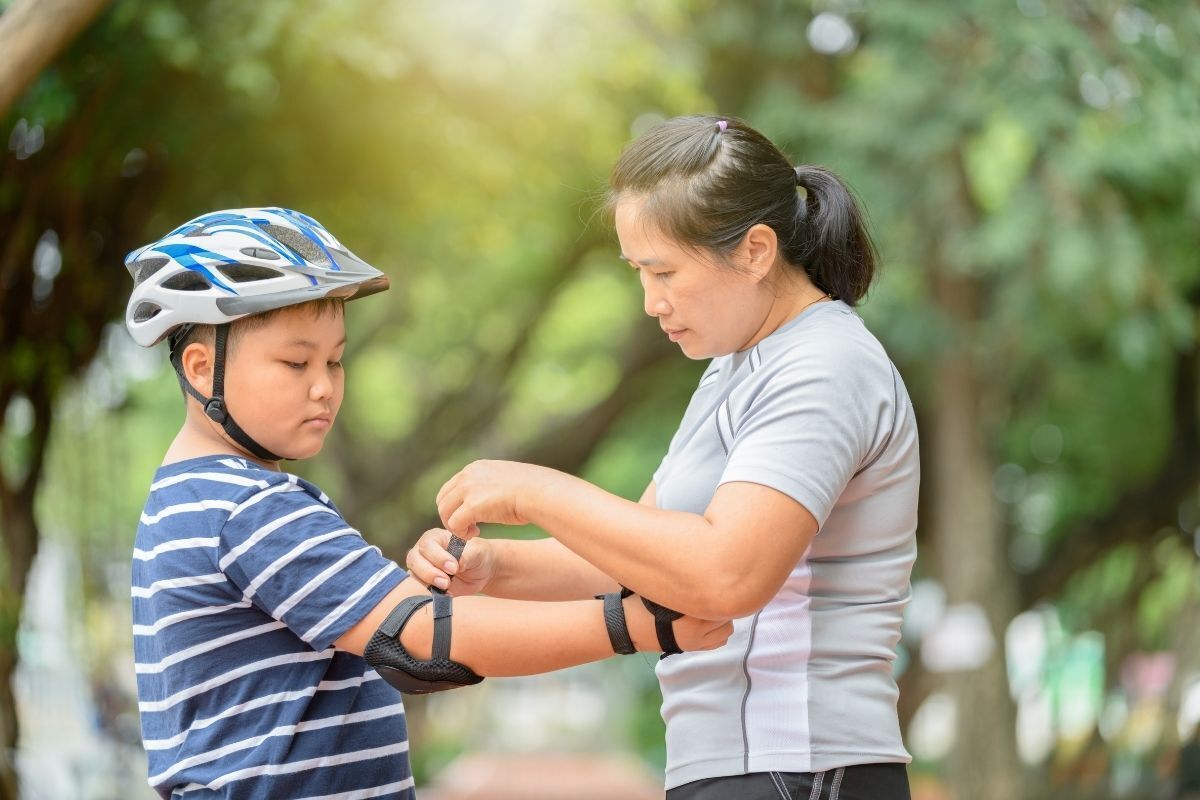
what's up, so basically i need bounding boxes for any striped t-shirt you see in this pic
[132,455,412,799]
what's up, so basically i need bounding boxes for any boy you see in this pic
[125,208,731,799]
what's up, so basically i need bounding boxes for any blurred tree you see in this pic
[0,2,160,796]
[0,0,112,118]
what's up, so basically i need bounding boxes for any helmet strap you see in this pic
[170,324,285,462]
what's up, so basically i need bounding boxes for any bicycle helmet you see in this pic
[125,207,388,347]
[124,207,390,460]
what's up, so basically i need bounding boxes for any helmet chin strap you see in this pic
[170,324,284,463]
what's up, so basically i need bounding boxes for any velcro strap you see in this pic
[431,536,468,597]
[431,591,453,660]
[377,595,432,638]
[641,597,684,658]
[599,592,636,655]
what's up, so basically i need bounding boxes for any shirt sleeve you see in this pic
[217,478,406,651]
[718,354,874,529]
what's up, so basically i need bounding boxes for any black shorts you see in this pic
[666,763,910,800]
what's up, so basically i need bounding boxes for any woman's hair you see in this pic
[607,115,877,306]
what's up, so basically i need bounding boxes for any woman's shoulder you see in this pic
[761,303,895,383]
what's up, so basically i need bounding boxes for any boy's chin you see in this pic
[282,442,325,461]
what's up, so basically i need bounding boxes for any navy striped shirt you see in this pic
[132,455,412,799]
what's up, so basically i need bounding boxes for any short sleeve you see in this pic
[217,478,406,651]
[718,357,872,529]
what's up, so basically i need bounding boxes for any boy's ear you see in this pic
[180,342,215,396]
[739,223,779,283]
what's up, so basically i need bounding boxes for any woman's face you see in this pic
[614,196,774,359]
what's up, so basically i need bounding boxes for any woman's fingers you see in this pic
[436,485,463,531]
[435,472,459,509]
[445,504,481,539]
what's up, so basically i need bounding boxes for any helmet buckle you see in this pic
[205,398,227,424]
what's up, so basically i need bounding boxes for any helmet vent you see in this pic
[240,246,282,261]
[130,257,169,285]
[133,302,162,322]
[218,264,286,283]
[261,224,330,267]
[162,270,212,292]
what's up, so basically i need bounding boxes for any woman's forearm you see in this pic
[483,537,618,601]
[519,470,734,617]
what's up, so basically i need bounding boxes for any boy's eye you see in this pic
[656,271,674,280]
[328,360,343,369]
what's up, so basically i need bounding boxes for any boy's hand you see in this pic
[405,528,495,596]
[624,595,733,654]
[436,460,554,539]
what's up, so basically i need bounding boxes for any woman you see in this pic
[408,115,918,800]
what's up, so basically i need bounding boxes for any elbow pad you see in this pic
[364,590,484,695]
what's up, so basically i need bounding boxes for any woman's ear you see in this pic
[740,223,779,283]
[180,341,215,396]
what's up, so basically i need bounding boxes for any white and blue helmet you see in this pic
[124,207,389,347]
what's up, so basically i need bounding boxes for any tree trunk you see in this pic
[0,0,113,119]
[930,272,1024,800]
[0,382,51,800]
[0,501,36,800]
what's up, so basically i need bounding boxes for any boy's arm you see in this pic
[333,575,730,677]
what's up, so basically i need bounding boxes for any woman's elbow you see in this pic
[665,573,773,620]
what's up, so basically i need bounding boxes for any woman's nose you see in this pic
[643,286,671,318]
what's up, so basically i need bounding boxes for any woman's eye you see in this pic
[657,271,675,280]
[328,361,343,369]
[284,361,306,370]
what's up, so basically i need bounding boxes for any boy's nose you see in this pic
[310,373,334,400]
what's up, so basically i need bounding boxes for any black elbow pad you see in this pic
[364,591,484,695]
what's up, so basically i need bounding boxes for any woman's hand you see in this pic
[404,528,496,596]
[624,596,733,654]
[436,460,555,539]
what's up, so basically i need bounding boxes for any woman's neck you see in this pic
[741,280,831,351]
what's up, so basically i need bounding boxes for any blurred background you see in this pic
[1,0,1198,798]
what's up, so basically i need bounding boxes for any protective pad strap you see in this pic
[431,591,453,661]
[598,590,636,656]
[641,596,684,659]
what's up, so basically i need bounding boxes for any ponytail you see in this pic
[608,115,879,307]
[789,166,877,306]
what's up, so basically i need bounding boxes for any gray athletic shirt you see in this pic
[651,299,918,789]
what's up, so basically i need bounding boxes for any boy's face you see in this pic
[221,304,346,461]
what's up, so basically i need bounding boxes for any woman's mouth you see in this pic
[664,328,687,342]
